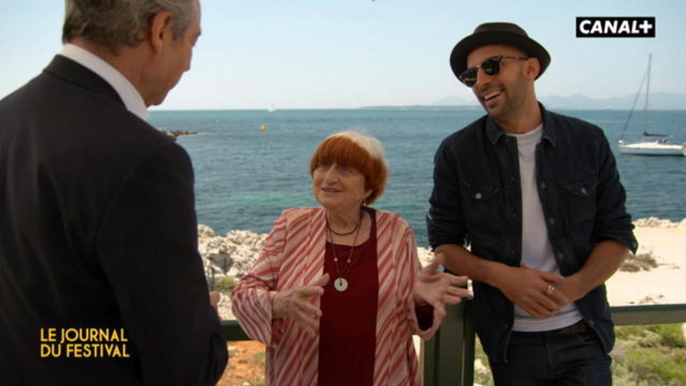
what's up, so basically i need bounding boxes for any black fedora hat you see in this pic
[450,22,551,81]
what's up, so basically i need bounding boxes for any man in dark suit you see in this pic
[0,0,228,384]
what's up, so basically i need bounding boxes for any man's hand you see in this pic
[543,274,586,307]
[494,265,569,318]
[272,273,329,335]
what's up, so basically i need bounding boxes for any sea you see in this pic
[149,108,686,247]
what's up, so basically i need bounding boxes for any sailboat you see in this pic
[618,54,686,156]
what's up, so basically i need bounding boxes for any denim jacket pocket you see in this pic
[460,180,502,232]
[465,182,499,202]
[557,174,598,225]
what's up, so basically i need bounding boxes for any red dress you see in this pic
[318,209,379,386]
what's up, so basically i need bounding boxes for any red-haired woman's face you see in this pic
[312,162,372,212]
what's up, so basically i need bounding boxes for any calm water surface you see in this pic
[150,109,686,246]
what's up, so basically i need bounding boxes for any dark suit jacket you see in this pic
[0,55,228,385]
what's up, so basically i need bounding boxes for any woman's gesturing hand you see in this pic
[413,253,470,315]
[210,291,222,322]
[272,273,330,334]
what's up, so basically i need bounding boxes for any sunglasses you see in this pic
[458,55,529,87]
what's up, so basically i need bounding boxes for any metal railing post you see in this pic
[422,300,475,386]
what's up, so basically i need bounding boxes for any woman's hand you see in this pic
[272,273,330,335]
[210,291,222,322]
[413,253,470,313]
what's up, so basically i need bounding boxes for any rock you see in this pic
[634,217,682,228]
[637,294,665,305]
[198,224,215,238]
[199,235,235,276]
[223,230,266,277]
[156,127,198,140]
[619,249,658,272]
[217,294,234,320]
[197,225,268,319]
[620,261,641,272]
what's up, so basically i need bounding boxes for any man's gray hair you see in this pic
[62,0,195,52]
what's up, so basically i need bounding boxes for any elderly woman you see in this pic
[232,131,469,385]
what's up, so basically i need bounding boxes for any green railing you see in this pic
[221,302,686,385]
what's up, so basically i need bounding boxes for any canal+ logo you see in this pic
[576,17,655,38]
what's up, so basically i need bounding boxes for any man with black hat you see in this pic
[427,22,637,385]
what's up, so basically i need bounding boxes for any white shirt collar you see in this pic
[507,124,543,141]
[59,43,149,121]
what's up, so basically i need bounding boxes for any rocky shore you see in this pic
[156,127,198,140]
[201,217,686,319]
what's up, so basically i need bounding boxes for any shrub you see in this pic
[473,338,494,386]
[615,324,686,348]
[612,324,686,386]
[212,276,236,294]
[650,324,686,348]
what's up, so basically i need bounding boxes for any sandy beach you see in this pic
[606,219,686,306]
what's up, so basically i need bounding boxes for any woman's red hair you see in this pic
[309,132,388,205]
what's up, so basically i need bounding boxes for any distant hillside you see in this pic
[541,92,686,110]
[358,105,480,110]
[429,92,686,110]
[431,95,475,106]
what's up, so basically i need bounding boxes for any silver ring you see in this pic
[545,285,556,295]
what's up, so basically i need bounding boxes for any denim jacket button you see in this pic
[540,182,547,189]
[557,253,565,260]
[475,192,482,199]
[548,217,556,225]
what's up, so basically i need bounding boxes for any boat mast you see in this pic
[643,54,651,134]
[619,55,650,142]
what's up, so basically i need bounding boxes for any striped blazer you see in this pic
[232,207,441,385]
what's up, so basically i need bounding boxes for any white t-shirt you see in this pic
[508,125,582,332]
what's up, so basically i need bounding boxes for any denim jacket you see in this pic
[427,104,637,362]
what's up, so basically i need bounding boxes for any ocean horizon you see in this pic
[149,108,686,247]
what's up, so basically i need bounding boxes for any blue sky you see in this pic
[1,1,684,110]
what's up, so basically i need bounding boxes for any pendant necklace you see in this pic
[327,211,363,292]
